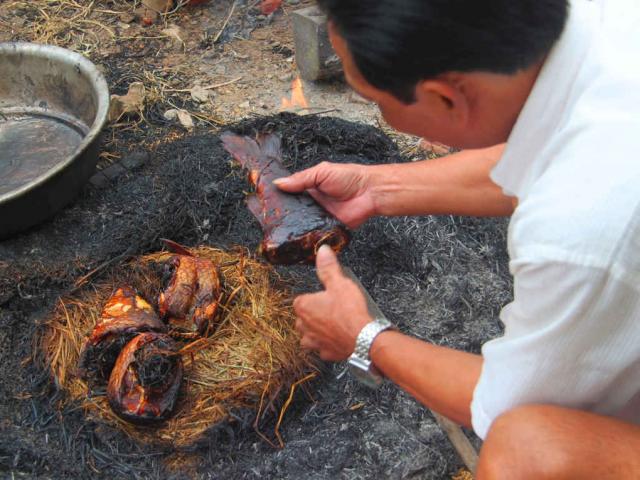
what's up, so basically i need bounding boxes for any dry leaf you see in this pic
[119,12,136,23]
[164,109,179,120]
[108,82,146,122]
[135,7,157,25]
[190,85,211,103]
[164,109,194,130]
[161,25,185,50]
[177,110,194,130]
[142,0,173,12]
[136,0,172,25]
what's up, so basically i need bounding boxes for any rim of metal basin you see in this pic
[0,42,110,204]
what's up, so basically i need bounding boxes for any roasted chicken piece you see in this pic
[221,132,350,264]
[107,332,183,424]
[78,287,166,385]
[158,240,222,335]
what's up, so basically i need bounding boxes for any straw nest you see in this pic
[41,246,317,448]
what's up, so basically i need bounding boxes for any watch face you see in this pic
[348,360,383,389]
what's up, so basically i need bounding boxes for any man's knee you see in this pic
[476,405,575,480]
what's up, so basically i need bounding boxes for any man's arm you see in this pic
[370,144,515,218]
[370,331,482,427]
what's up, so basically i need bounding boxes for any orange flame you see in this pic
[280,77,309,111]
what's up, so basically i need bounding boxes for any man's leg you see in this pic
[476,404,640,480]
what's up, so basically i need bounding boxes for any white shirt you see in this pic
[471,0,640,439]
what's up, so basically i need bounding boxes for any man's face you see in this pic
[329,26,465,146]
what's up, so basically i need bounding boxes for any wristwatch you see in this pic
[347,318,396,388]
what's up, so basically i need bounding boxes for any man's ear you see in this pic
[414,79,470,126]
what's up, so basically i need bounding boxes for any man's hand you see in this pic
[274,162,376,229]
[293,245,372,361]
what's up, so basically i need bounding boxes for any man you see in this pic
[273,0,640,478]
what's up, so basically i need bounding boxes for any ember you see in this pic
[221,132,350,264]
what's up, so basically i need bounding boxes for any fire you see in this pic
[280,77,309,111]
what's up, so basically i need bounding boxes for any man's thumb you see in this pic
[316,244,342,288]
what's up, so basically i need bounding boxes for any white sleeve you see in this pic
[470,256,640,439]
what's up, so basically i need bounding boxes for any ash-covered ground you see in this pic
[0,114,510,479]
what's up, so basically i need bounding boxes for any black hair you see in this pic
[318,0,569,103]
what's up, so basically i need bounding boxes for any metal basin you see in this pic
[0,42,110,238]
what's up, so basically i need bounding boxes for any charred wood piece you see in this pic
[107,332,183,424]
[221,132,350,264]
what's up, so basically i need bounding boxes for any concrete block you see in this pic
[292,6,342,81]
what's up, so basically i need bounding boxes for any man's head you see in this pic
[319,0,569,148]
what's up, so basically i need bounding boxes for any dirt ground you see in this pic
[0,0,387,155]
[0,2,511,479]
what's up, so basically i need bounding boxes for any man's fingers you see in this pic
[307,189,340,216]
[293,293,315,317]
[315,244,343,289]
[273,164,326,192]
[319,349,339,362]
[300,335,320,351]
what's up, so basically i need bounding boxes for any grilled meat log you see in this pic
[221,132,350,264]
[107,332,183,424]
[158,240,222,335]
[78,287,166,384]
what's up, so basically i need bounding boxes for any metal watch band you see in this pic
[353,318,395,360]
